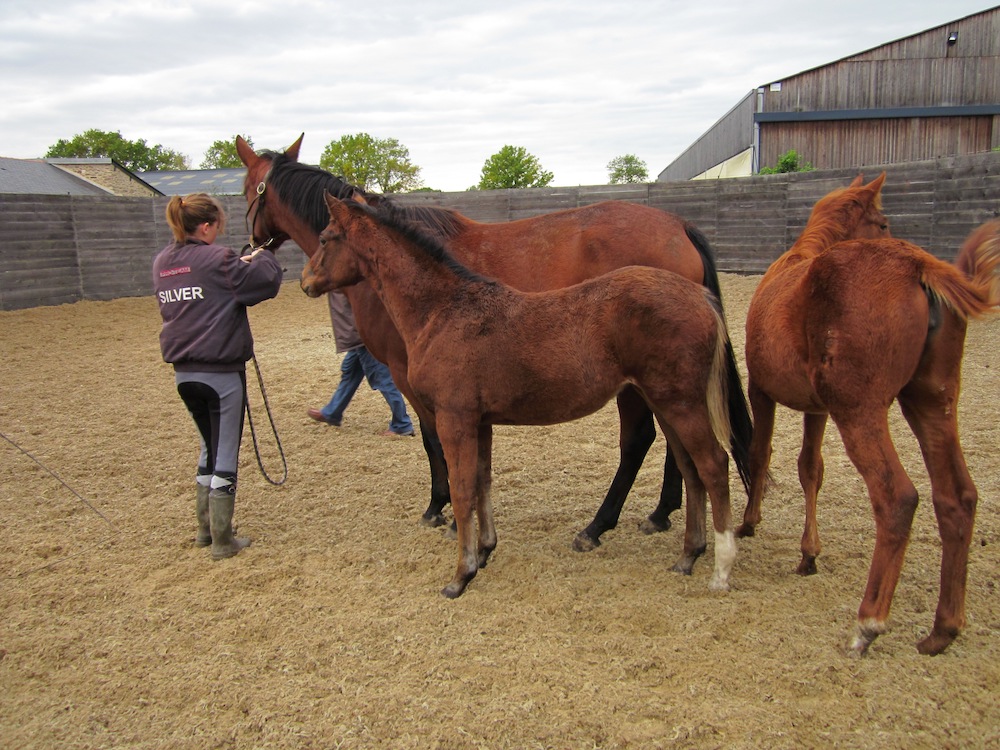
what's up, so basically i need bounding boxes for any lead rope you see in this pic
[243,174,286,484]
[245,353,287,486]
[2,429,117,578]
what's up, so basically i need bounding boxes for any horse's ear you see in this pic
[286,133,305,161]
[860,172,887,211]
[352,191,369,205]
[236,135,257,168]
[849,174,864,188]
[323,190,350,223]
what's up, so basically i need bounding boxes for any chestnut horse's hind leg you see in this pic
[834,414,919,656]
[573,387,659,551]
[736,383,777,538]
[797,412,829,575]
[897,391,977,656]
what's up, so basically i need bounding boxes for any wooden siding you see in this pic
[761,10,999,112]
[660,7,1000,180]
[759,116,996,171]
[2,151,998,310]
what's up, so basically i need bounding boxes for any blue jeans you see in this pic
[321,347,414,434]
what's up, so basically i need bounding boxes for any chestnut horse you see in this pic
[303,193,747,598]
[739,174,1000,655]
[236,135,751,552]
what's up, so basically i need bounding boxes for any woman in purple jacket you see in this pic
[153,193,283,560]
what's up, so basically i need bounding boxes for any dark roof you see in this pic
[0,157,110,195]
[142,168,247,195]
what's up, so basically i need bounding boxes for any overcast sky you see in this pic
[0,1,991,191]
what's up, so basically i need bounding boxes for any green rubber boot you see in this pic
[209,488,251,560]
[195,482,212,547]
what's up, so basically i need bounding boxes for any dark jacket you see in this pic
[153,241,283,372]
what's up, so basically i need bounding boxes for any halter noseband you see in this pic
[243,174,281,253]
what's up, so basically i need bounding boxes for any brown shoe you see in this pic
[307,408,341,426]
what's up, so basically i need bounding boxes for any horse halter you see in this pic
[243,176,282,253]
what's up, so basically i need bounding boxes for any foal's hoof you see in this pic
[846,619,886,657]
[477,547,496,568]
[572,531,600,552]
[441,583,464,599]
[796,555,818,576]
[708,574,731,592]
[638,516,671,535]
[916,628,958,656]
[420,512,448,529]
[735,522,755,539]
[441,573,474,599]
[671,557,696,576]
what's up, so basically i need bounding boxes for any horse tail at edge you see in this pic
[952,219,1000,311]
[920,225,1000,320]
[687,222,754,495]
[704,291,754,495]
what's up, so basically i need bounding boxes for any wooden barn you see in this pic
[659,6,1000,181]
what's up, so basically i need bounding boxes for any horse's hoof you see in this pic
[477,547,495,568]
[847,619,885,657]
[638,516,671,535]
[671,559,695,576]
[441,580,468,599]
[708,574,730,592]
[420,513,448,528]
[845,635,871,658]
[916,628,958,656]
[572,532,600,552]
[735,523,755,538]
[796,556,818,576]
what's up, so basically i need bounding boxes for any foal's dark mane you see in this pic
[360,200,496,286]
[263,151,466,239]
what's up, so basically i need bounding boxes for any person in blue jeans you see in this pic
[307,290,415,437]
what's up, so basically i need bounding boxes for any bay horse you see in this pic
[302,192,748,598]
[739,174,1000,655]
[236,135,752,552]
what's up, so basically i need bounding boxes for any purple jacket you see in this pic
[153,240,283,372]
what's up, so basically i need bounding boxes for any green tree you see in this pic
[201,135,253,169]
[607,154,648,184]
[476,145,554,190]
[45,128,188,171]
[319,133,422,193]
[759,149,814,174]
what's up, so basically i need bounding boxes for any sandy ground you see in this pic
[1,273,998,749]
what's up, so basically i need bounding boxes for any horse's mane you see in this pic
[264,152,466,239]
[263,152,360,233]
[360,200,496,286]
[793,185,883,255]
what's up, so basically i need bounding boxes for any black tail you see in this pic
[687,223,753,494]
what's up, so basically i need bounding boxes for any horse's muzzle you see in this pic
[300,276,322,298]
